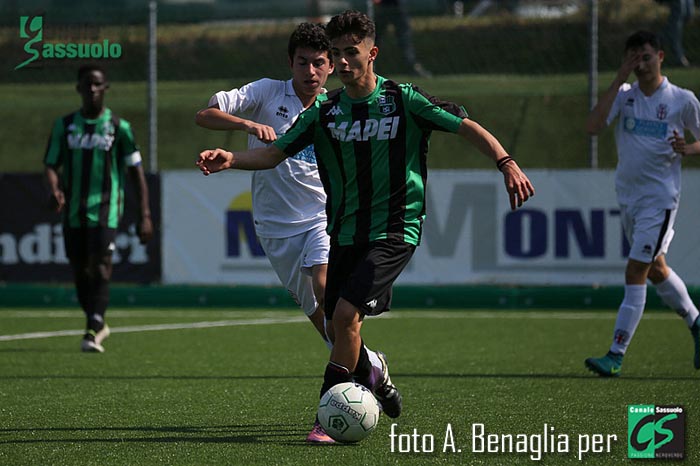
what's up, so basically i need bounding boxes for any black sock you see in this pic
[74,273,90,316]
[90,276,109,331]
[353,339,372,381]
[86,314,105,333]
[319,361,352,398]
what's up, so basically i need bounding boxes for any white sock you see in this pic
[323,337,333,351]
[323,317,333,350]
[655,269,700,327]
[366,347,382,373]
[610,284,647,355]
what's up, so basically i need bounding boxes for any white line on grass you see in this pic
[0,316,308,342]
[0,310,302,319]
[0,309,678,342]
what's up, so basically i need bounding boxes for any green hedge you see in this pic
[4,17,699,83]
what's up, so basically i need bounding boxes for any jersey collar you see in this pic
[285,79,296,96]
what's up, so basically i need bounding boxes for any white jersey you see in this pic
[607,77,700,209]
[212,78,327,238]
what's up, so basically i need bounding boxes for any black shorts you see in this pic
[64,226,117,262]
[325,238,415,319]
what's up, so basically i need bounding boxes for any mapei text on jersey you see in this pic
[326,117,401,142]
[67,128,115,151]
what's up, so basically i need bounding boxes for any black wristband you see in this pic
[496,156,514,171]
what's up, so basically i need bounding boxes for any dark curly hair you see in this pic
[288,22,331,60]
[625,30,661,52]
[325,9,375,44]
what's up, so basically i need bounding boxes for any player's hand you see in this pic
[137,216,153,244]
[246,122,277,144]
[501,161,535,210]
[669,130,686,155]
[196,148,234,175]
[617,50,642,83]
[48,189,65,213]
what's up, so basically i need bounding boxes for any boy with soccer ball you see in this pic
[196,10,534,440]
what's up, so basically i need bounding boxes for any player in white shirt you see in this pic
[585,30,700,377]
[195,22,389,443]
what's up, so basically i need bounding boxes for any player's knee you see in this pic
[648,263,668,284]
[95,257,113,281]
[649,259,671,283]
[333,301,361,330]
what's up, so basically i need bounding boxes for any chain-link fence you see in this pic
[1,0,698,172]
[3,0,698,82]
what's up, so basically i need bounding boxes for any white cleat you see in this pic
[81,324,110,353]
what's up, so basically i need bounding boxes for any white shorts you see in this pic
[620,205,676,263]
[259,224,330,316]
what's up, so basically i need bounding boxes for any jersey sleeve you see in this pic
[43,117,65,168]
[272,102,319,157]
[117,118,143,167]
[411,84,469,119]
[605,83,630,126]
[681,90,700,141]
[404,85,464,133]
[211,78,268,115]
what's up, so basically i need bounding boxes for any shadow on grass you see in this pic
[0,424,309,445]
[0,348,56,353]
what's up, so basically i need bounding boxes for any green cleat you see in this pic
[691,317,700,370]
[585,351,623,377]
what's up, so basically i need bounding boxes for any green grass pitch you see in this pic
[1,307,698,465]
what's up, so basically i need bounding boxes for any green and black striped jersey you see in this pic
[44,108,142,229]
[273,76,464,246]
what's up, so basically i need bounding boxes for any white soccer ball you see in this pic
[318,382,380,443]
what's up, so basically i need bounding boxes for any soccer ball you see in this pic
[318,382,380,443]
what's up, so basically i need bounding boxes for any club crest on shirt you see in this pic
[378,95,396,115]
[656,103,668,120]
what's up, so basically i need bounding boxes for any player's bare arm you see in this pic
[195,105,277,144]
[127,164,153,244]
[196,145,287,175]
[586,51,642,135]
[44,165,65,213]
[457,118,535,210]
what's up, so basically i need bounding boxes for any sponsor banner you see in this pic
[0,173,161,283]
[162,170,277,285]
[162,170,700,286]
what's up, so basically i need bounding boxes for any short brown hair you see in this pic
[325,10,375,44]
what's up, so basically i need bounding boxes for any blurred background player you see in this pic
[44,64,153,353]
[662,0,694,67]
[371,0,432,77]
[585,30,700,377]
[196,9,534,443]
[194,22,388,444]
